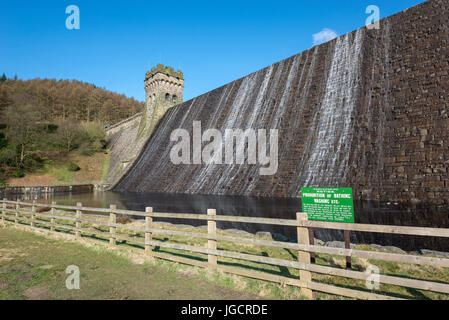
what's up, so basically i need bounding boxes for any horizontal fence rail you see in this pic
[1,198,449,300]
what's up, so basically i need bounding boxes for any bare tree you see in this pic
[4,104,41,167]
[57,119,80,152]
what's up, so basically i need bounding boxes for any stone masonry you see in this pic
[142,64,184,135]
[104,64,184,187]
[114,0,449,206]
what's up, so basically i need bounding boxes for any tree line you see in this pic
[0,75,144,125]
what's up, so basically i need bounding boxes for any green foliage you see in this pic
[101,155,110,181]
[55,119,81,152]
[0,179,7,187]
[67,161,80,172]
[77,121,106,156]
[0,73,6,83]
[0,77,112,182]
[47,124,58,133]
[47,165,74,182]
[0,132,8,149]
[80,121,106,143]
[23,154,43,169]
[53,120,106,155]
[0,148,16,166]
[12,169,24,178]
[23,157,38,169]
[4,104,41,168]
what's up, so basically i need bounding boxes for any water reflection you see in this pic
[8,191,449,251]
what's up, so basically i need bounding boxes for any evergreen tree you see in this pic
[0,73,6,83]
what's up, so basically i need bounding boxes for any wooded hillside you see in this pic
[0,76,144,125]
[0,75,142,185]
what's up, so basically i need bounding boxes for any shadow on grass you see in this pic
[317,277,419,300]
[261,251,292,277]
[6,219,447,301]
[283,248,298,261]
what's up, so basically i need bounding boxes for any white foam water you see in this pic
[301,29,365,189]
[116,28,367,198]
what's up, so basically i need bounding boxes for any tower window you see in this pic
[165,93,170,101]
[172,95,178,103]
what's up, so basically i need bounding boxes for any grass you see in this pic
[47,164,74,183]
[6,152,110,187]
[87,221,449,300]
[101,152,110,182]
[0,226,263,300]
[3,210,449,300]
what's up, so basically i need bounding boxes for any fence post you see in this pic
[1,198,6,226]
[207,209,217,267]
[309,227,316,264]
[109,204,116,246]
[15,201,19,225]
[31,200,36,227]
[344,230,352,269]
[297,212,314,299]
[75,202,82,238]
[145,207,153,254]
[50,201,56,232]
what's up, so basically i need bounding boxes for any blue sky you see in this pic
[1,0,424,102]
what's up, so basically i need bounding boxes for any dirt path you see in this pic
[0,227,261,300]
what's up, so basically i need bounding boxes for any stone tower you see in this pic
[142,64,184,135]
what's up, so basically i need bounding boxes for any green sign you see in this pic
[301,187,354,223]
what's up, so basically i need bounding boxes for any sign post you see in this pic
[301,187,355,269]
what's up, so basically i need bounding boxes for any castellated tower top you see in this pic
[144,64,184,106]
[142,64,184,135]
[146,64,184,80]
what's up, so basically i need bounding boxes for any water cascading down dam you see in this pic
[111,0,449,210]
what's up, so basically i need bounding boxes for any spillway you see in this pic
[114,0,449,206]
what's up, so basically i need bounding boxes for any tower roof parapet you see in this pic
[146,64,183,81]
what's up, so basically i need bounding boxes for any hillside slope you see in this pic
[0,77,144,125]
[0,77,140,185]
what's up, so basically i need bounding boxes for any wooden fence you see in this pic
[2,198,449,300]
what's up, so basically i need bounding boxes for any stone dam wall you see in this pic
[114,0,449,205]
[105,112,142,137]
[104,113,145,187]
